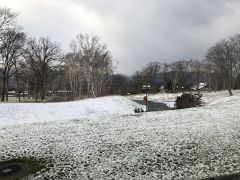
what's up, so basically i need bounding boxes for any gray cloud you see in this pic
[1,0,240,74]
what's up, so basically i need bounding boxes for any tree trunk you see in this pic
[228,76,233,96]
[87,79,91,97]
[35,91,38,102]
[40,84,46,101]
[208,73,212,92]
[228,88,233,96]
[1,84,5,102]
[1,73,6,102]
[78,83,82,98]
[6,78,9,102]
[91,82,96,98]
[16,69,21,102]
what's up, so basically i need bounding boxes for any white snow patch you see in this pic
[0,96,143,127]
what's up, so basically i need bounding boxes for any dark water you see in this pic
[133,100,172,111]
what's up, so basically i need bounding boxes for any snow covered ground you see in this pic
[0,96,144,127]
[0,91,240,179]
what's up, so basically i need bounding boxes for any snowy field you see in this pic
[0,96,144,127]
[0,91,240,179]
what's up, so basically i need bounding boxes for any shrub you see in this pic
[46,96,75,102]
[175,93,202,109]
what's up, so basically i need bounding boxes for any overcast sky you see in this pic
[1,0,240,75]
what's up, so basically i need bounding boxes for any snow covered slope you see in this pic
[0,96,143,127]
[0,91,240,179]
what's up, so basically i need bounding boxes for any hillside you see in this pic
[0,91,240,179]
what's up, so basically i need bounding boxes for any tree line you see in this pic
[0,7,112,102]
[115,47,240,96]
[1,7,240,102]
[110,35,240,97]
[112,38,240,96]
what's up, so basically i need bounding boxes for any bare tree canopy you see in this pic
[24,37,63,101]
[0,7,17,32]
[206,34,240,96]
[0,28,26,101]
[141,62,161,92]
[65,33,113,98]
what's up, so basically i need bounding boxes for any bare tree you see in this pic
[142,62,161,92]
[132,70,144,93]
[189,59,203,95]
[229,34,240,88]
[170,60,188,91]
[0,28,26,101]
[67,33,113,98]
[206,37,240,96]
[24,37,62,101]
[0,7,17,32]
[65,52,87,98]
[110,74,129,95]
